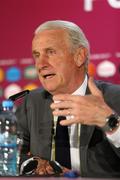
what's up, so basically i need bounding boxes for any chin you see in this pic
[43,86,57,94]
[42,81,62,94]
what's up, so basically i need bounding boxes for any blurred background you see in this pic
[0,0,120,101]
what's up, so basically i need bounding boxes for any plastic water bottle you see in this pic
[0,100,22,176]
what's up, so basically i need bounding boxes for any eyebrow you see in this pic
[32,50,40,55]
[32,47,55,54]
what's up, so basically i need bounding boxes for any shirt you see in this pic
[52,75,87,171]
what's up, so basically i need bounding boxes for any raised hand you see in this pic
[50,77,113,128]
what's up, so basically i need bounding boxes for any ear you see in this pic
[74,47,88,67]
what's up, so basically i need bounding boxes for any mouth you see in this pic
[42,73,56,79]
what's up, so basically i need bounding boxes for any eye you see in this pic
[32,52,40,60]
[47,48,56,55]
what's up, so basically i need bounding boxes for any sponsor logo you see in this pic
[24,66,37,79]
[84,0,120,11]
[24,83,38,91]
[6,67,21,82]
[0,68,4,82]
[4,84,22,99]
[97,60,116,77]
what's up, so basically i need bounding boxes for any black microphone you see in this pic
[8,90,30,102]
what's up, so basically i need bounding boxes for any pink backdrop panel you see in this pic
[0,0,120,101]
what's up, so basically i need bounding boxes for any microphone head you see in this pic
[8,90,30,102]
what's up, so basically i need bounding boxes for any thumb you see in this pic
[88,76,102,97]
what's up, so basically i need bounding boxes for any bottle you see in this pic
[0,100,22,176]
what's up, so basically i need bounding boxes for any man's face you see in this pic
[32,29,80,95]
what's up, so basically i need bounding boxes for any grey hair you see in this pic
[34,20,90,67]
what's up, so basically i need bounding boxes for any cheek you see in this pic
[35,60,40,69]
[57,70,69,85]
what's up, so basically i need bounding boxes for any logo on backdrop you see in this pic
[84,0,120,11]
[4,84,22,99]
[24,65,37,79]
[97,60,116,78]
[6,67,21,82]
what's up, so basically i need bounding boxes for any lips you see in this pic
[42,73,56,79]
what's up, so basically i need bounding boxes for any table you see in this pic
[0,177,119,180]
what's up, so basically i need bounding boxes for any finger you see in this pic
[36,167,46,175]
[62,167,71,173]
[53,94,74,102]
[88,76,102,97]
[46,165,55,175]
[60,119,76,126]
[52,109,72,117]
[50,101,72,110]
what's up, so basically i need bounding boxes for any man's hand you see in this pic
[34,158,70,176]
[50,77,113,128]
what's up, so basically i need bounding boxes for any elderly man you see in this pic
[16,20,120,177]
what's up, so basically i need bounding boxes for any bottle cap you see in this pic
[2,100,14,109]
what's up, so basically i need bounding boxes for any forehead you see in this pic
[32,29,70,48]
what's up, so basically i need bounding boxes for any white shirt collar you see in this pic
[72,75,88,96]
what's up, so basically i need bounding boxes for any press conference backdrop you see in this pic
[0,0,120,101]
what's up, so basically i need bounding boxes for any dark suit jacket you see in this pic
[16,80,120,177]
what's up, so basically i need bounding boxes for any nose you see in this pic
[35,54,49,70]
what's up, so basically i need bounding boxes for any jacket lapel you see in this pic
[38,92,53,159]
[80,82,95,147]
[79,83,95,175]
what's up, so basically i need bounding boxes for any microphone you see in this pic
[8,90,30,102]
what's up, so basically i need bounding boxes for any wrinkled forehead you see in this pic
[32,29,71,48]
[33,28,69,40]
